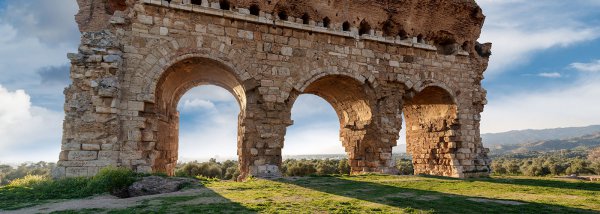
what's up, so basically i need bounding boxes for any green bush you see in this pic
[396,159,414,175]
[0,162,55,185]
[86,166,137,195]
[0,166,138,210]
[7,174,48,187]
[337,158,351,175]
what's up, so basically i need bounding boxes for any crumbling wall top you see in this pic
[75,0,485,47]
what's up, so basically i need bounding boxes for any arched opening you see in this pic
[417,34,424,43]
[190,0,202,5]
[278,10,288,21]
[342,21,351,31]
[394,116,413,175]
[151,57,246,175]
[398,29,409,40]
[358,20,371,36]
[284,95,342,157]
[301,13,310,25]
[177,86,239,164]
[382,20,395,37]
[219,0,230,10]
[249,4,260,16]
[322,17,331,28]
[403,86,458,177]
[286,75,375,175]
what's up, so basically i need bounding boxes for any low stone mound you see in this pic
[114,176,196,198]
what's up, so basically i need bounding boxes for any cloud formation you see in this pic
[0,85,63,163]
[481,74,600,133]
[538,72,562,78]
[477,0,600,76]
[571,59,600,72]
[0,0,79,46]
[38,64,71,85]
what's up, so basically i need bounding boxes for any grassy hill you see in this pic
[3,174,599,213]
[489,132,600,155]
[482,125,600,146]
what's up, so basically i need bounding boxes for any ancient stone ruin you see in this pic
[55,0,493,179]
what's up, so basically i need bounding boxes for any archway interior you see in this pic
[290,75,373,172]
[403,86,458,177]
[152,58,246,175]
[284,94,343,157]
[177,85,240,163]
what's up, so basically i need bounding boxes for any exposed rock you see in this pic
[124,176,195,198]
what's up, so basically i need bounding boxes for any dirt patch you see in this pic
[4,188,212,214]
[176,196,229,205]
[467,198,526,205]
[416,195,441,201]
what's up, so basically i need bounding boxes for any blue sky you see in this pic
[0,0,599,162]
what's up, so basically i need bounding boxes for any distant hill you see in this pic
[488,132,600,155]
[482,125,600,147]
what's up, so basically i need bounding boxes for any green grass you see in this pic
[36,174,600,214]
[0,166,138,210]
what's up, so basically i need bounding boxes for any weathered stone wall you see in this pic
[55,0,492,179]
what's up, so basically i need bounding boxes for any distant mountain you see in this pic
[482,125,600,147]
[488,132,600,155]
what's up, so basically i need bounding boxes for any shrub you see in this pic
[7,175,48,188]
[316,159,338,175]
[337,159,351,175]
[86,166,137,195]
[396,159,414,175]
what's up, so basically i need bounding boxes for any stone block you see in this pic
[82,144,101,151]
[66,167,89,177]
[68,151,98,161]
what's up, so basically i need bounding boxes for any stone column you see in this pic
[238,85,288,179]
[55,30,123,178]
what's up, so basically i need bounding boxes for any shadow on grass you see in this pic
[422,175,600,192]
[3,183,257,214]
[275,175,599,214]
[105,185,258,214]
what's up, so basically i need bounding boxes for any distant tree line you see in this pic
[174,158,415,179]
[491,147,600,176]
[0,162,55,185]
[174,158,240,180]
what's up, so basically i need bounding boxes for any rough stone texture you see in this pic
[56,0,492,179]
[125,176,194,198]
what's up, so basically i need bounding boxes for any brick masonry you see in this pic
[55,0,493,179]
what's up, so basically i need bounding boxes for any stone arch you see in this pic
[147,57,248,175]
[412,80,458,104]
[136,50,249,102]
[286,74,386,174]
[403,85,460,177]
[292,67,377,93]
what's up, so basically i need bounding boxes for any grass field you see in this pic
[3,174,600,213]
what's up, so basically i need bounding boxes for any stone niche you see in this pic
[55,0,492,179]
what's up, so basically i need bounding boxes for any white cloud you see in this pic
[538,72,562,78]
[0,0,78,107]
[0,0,79,46]
[481,75,600,133]
[0,85,63,163]
[571,59,600,72]
[477,0,600,76]
[181,99,215,110]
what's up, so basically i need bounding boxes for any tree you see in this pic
[337,158,351,175]
[589,147,600,163]
[396,159,414,175]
